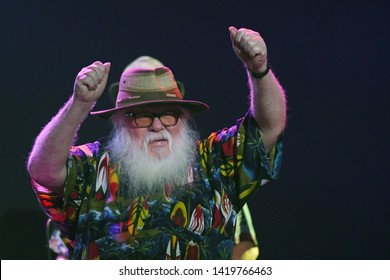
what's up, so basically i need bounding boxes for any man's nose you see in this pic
[149,117,164,131]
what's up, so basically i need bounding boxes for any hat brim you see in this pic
[90,100,209,119]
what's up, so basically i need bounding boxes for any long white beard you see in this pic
[107,120,198,198]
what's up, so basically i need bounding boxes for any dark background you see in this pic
[0,1,388,259]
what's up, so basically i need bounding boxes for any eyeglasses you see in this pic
[124,111,181,128]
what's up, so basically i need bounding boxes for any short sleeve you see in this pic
[235,113,283,207]
[29,141,101,240]
[198,112,283,209]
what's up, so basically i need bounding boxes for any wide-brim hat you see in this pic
[90,66,209,119]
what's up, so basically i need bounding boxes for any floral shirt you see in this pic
[30,113,282,259]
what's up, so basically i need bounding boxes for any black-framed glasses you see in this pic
[124,111,181,128]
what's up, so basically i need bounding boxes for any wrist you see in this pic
[69,96,95,117]
[247,64,270,79]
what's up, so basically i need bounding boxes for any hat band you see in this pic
[116,88,183,107]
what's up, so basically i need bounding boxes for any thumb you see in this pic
[229,26,237,42]
[103,62,111,75]
[99,62,111,89]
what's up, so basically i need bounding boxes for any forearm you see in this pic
[228,26,287,152]
[248,67,286,152]
[28,61,110,194]
[27,97,94,194]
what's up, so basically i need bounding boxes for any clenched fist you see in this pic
[73,61,111,104]
[229,27,268,73]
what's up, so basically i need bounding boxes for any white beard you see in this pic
[107,120,198,198]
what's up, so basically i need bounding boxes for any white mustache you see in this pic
[143,130,173,150]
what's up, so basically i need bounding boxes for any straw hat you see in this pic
[90,56,208,118]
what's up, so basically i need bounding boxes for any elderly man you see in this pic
[27,26,286,259]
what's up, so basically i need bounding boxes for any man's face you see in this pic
[123,104,185,159]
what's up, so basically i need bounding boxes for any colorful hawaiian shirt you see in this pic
[30,113,282,259]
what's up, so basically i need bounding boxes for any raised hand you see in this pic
[73,61,111,104]
[229,26,268,73]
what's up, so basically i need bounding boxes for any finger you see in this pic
[82,68,100,87]
[229,26,238,42]
[247,41,266,58]
[91,61,105,69]
[235,29,244,45]
[249,46,261,58]
[103,62,111,78]
[103,62,111,73]
[232,44,243,57]
[253,44,267,58]
[241,33,266,57]
[78,74,98,91]
[99,62,111,88]
[79,61,110,91]
[91,62,107,82]
[241,38,258,57]
[234,28,252,45]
